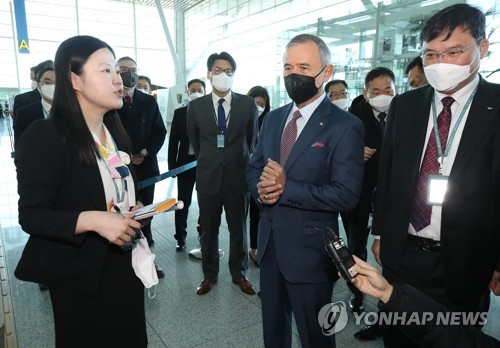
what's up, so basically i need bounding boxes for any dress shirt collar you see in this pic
[290,94,326,123]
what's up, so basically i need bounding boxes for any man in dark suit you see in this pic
[187,52,258,296]
[168,78,205,251]
[371,4,500,347]
[246,34,364,347]
[14,66,56,147]
[117,57,167,279]
[13,60,53,119]
[346,67,397,315]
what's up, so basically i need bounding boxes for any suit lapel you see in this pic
[77,154,107,211]
[285,98,331,169]
[450,78,500,180]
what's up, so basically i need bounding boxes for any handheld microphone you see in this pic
[323,226,357,281]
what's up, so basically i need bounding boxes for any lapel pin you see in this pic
[320,122,324,126]
[487,106,493,110]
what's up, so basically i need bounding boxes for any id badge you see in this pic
[427,175,449,205]
[217,134,225,148]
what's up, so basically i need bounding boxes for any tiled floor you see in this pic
[0,116,499,347]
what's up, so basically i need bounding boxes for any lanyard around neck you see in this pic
[431,86,477,173]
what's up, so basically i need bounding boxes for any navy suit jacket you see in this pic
[13,101,45,146]
[246,96,364,283]
[373,77,500,303]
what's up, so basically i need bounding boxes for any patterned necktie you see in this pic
[409,96,454,231]
[280,110,302,166]
[124,96,132,107]
[378,112,387,131]
[218,99,226,133]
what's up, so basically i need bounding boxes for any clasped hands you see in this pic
[257,158,285,205]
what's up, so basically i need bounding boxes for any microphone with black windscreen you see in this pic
[323,226,357,281]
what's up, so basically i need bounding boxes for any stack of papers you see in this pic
[133,198,184,220]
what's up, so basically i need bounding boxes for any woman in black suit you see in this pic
[14,35,147,347]
[246,86,270,266]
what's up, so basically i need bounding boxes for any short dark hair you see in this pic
[53,35,132,165]
[364,67,395,88]
[36,66,55,82]
[420,4,486,43]
[324,79,348,93]
[247,86,270,115]
[206,52,237,72]
[188,79,206,90]
[33,60,54,78]
[138,75,151,87]
[117,56,137,65]
[405,56,424,75]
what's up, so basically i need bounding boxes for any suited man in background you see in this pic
[371,4,500,347]
[13,60,53,119]
[117,56,167,279]
[187,52,258,296]
[246,34,364,347]
[168,78,205,251]
[14,66,56,147]
[346,67,396,313]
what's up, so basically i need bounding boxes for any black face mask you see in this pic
[284,67,325,104]
[120,70,138,88]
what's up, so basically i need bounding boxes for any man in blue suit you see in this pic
[246,34,364,347]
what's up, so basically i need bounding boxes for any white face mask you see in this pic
[40,84,55,101]
[132,237,158,297]
[137,88,149,94]
[257,105,265,116]
[332,98,349,111]
[368,94,394,112]
[31,80,38,90]
[423,51,479,93]
[210,72,233,93]
[189,92,204,101]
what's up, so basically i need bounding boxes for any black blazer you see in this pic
[14,118,136,296]
[349,95,384,196]
[13,89,41,118]
[168,105,192,169]
[373,77,500,303]
[13,101,45,146]
[118,89,167,181]
[380,284,500,347]
[187,92,258,195]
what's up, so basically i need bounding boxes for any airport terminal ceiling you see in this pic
[110,0,205,12]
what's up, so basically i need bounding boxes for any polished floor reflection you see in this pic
[0,117,498,347]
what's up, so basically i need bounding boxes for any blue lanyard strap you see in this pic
[431,86,477,170]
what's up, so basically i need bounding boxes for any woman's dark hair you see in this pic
[52,35,132,165]
[247,85,270,116]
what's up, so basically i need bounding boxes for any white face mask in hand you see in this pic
[132,237,159,297]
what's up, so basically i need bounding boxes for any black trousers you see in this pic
[174,162,196,243]
[382,235,490,348]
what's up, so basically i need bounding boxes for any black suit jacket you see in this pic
[380,284,500,347]
[14,118,136,296]
[373,77,500,303]
[13,101,45,146]
[118,89,167,181]
[13,89,41,118]
[168,105,192,169]
[349,95,384,200]
[187,92,258,195]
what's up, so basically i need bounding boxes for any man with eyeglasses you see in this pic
[187,52,258,296]
[116,56,167,280]
[14,66,56,148]
[325,79,350,111]
[371,4,500,347]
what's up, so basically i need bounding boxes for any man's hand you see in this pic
[490,271,500,296]
[364,147,377,161]
[257,158,285,204]
[371,239,382,266]
[131,154,145,165]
